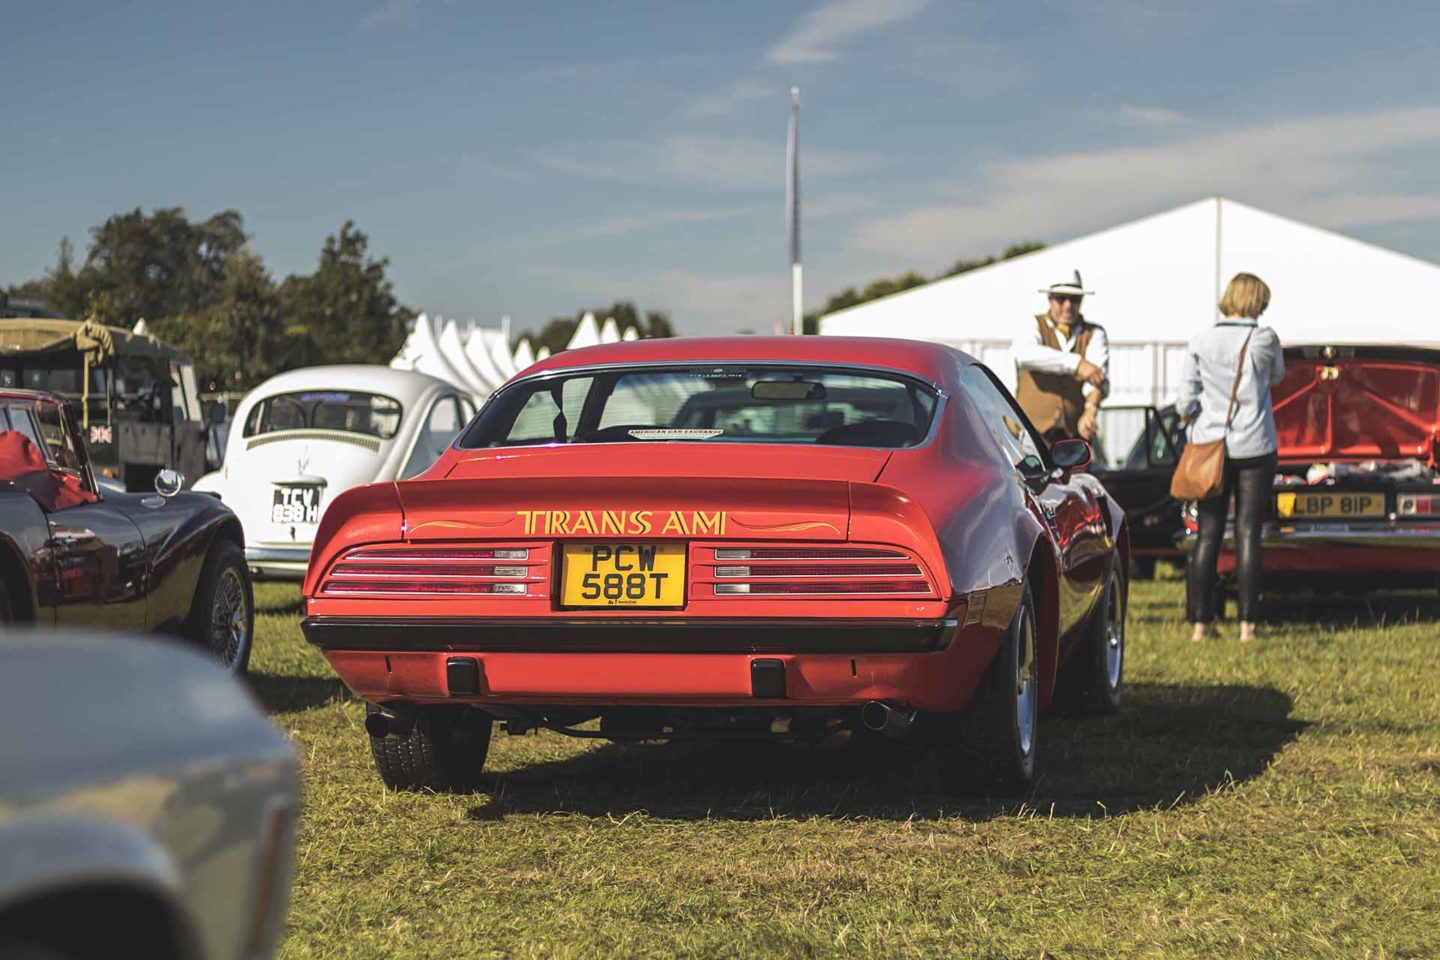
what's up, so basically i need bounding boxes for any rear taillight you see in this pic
[1398,494,1440,516]
[321,545,541,596]
[704,545,936,598]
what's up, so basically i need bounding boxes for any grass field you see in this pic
[255,576,1440,959]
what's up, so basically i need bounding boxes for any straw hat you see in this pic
[1039,270,1094,297]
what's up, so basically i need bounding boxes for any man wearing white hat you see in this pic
[1013,270,1109,443]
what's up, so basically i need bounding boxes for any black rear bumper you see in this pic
[301,617,959,654]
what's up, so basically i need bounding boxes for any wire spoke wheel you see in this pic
[208,567,250,671]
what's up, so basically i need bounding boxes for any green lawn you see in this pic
[255,577,1440,959]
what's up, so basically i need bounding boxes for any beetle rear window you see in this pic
[243,391,403,440]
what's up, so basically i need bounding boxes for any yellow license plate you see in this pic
[1276,491,1386,519]
[561,543,687,607]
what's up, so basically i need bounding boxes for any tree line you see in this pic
[3,208,413,391]
[3,206,1045,388]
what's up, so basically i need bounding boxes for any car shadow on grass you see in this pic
[465,682,1305,822]
[1260,590,1439,628]
[247,672,347,713]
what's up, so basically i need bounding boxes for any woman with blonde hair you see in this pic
[1177,272,1285,643]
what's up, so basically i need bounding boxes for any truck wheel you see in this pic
[936,580,1039,795]
[1057,554,1125,715]
[187,540,253,674]
[369,705,493,793]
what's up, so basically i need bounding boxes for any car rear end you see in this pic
[1180,344,1440,587]
[206,386,404,580]
[301,358,1006,747]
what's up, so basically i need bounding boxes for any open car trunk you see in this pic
[1274,344,1440,467]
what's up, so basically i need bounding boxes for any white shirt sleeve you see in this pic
[1261,327,1285,382]
[1011,317,1082,375]
[1176,342,1202,420]
[1082,324,1109,402]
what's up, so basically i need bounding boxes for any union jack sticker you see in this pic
[89,424,114,445]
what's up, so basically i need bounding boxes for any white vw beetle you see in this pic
[195,365,475,580]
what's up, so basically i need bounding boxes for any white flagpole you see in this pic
[786,87,803,335]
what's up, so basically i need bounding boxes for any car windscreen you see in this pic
[243,390,403,440]
[459,365,939,449]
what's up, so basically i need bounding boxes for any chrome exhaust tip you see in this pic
[860,700,915,738]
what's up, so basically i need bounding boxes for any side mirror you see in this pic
[1050,438,1092,472]
[155,469,185,498]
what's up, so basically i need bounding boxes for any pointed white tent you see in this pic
[599,317,622,343]
[568,312,601,350]
[820,197,1440,403]
[486,328,518,380]
[437,319,489,399]
[536,346,552,361]
[512,338,536,371]
[622,327,639,341]
[463,328,509,392]
[132,318,149,336]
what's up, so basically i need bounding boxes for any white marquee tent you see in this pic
[820,197,1440,406]
[390,311,640,403]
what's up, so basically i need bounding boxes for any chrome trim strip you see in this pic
[1177,523,1440,552]
[245,545,312,563]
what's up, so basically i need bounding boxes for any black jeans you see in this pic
[1187,452,1277,623]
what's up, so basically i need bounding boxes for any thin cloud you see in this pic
[853,104,1440,265]
[573,205,759,239]
[361,0,420,29]
[537,136,881,188]
[768,0,931,64]
[682,77,776,119]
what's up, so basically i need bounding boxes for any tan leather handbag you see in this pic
[1170,330,1254,501]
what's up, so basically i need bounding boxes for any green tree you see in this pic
[805,242,1048,332]
[71,208,246,324]
[278,221,413,368]
[518,300,674,354]
[149,249,286,389]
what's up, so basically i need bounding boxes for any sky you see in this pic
[4,0,1440,337]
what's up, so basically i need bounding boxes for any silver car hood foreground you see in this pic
[0,634,299,960]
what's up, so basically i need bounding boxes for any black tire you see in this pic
[0,577,14,624]
[1057,554,1126,715]
[186,539,254,674]
[369,705,493,792]
[934,580,1040,796]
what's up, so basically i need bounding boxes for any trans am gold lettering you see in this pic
[694,511,726,536]
[511,508,729,536]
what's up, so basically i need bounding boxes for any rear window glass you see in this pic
[243,391,403,439]
[460,365,939,449]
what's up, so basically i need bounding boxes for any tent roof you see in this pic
[821,197,1440,346]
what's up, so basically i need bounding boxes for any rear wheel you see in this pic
[1057,554,1125,715]
[369,705,493,792]
[935,581,1040,795]
[186,540,253,674]
[0,577,13,625]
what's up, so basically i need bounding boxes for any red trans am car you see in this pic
[301,338,1130,794]
[1182,343,1440,605]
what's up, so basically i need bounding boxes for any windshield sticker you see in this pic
[627,428,724,441]
[518,509,727,537]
